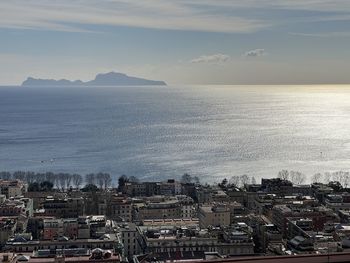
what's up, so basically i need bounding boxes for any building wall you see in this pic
[120,227,142,259]
[198,206,230,228]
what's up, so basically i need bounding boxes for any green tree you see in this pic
[118,175,129,191]
[81,184,99,192]
[28,182,40,192]
[40,181,54,191]
[181,173,192,184]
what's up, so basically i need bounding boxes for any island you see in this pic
[21,72,167,86]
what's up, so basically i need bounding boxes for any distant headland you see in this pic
[21,72,167,86]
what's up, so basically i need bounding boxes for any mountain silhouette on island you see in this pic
[21,72,166,86]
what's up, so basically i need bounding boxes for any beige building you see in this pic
[198,204,230,228]
[0,180,27,198]
[0,249,121,263]
[137,196,182,220]
[5,233,119,252]
[138,223,254,257]
[99,195,133,222]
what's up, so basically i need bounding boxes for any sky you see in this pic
[1,0,350,85]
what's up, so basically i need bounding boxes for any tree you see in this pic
[58,173,67,191]
[129,176,139,183]
[193,176,200,185]
[333,171,350,188]
[332,171,342,183]
[52,173,60,189]
[13,171,26,181]
[25,171,36,183]
[44,172,55,184]
[181,173,192,184]
[323,172,332,184]
[0,171,12,180]
[344,172,350,188]
[118,175,129,192]
[328,181,343,192]
[229,175,240,187]
[277,170,289,181]
[81,184,99,192]
[239,174,250,186]
[85,173,96,185]
[311,173,322,183]
[102,173,112,189]
[65,173,72,189]
[28,182,40,192]
[289,171,305,185]
[40,181,54,191]
[251,176,257,184]
[219,178,228,188]
[72,174,83,189]
[35,173,45,183]
[96,172,105,189]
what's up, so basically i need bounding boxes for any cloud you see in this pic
[0,1,267,34]
[244,49,266,57]
[187,0,350,13]
[289,31,350,38]
[1,1,350,34]
[190,54,230,64]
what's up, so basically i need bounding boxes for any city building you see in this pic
[198,204,230,228]
[137,196,182,220]
[0,180,27,198]
[40,197,84,218]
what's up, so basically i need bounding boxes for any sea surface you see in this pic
[1,85,350,183]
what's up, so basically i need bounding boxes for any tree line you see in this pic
[2,169,350,192]
[0,171,112,190]
[217,169,350,189]
[218,174,256,189]
[277,169,350,188]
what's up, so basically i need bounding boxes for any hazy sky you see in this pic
[1,0,350,85]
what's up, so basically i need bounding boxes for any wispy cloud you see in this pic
[289,31,350,38]
[2,0,350,35]
[243,49,266,57]
[190,54,230,64]
[1,1,350,34]
[0,1,267,33]
[187,0,350,13]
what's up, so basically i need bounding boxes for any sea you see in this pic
[1,85,350,184]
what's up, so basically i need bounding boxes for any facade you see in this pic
[25,191,66,210]
[122,180,182,197]
[0,219,17,248]
[5,234,120,253]
[138,197,182,220]
[259,224,283,253]
[271,204,338,236]
[195,186,214,204]
[198,204,230,228]
[118,223,142,259]
[42,197,84,218]
[0,180,27,198]
[99,195,133,222]
[0,249,121,262]
[0,196,33,217]
[138,223,254,257]
[43,219,64,240]
[287,218,313,239]
[325,194,350,211]
[43,218,79,240]
[176,195,197,218]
